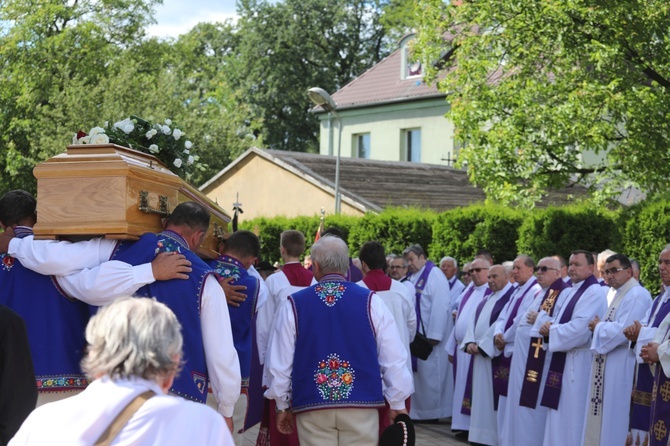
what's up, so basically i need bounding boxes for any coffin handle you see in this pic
[139,190,171,217]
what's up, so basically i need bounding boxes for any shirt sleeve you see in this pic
[8,235,116,275]
[424,269,451,341]
[201,275,241,418]
[370,294,413,410]
[54,262,156,305]
[264,300,296,410]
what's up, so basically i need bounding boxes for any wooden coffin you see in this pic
[33,144,230,260]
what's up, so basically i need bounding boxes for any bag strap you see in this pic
[94,390,156,446]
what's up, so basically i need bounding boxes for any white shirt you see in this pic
[265,291,413,411]
[9,377,233,446]
[8,235,241,418]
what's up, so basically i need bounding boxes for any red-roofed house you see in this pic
[313,34,458,166]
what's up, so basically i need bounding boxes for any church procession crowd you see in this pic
[2,189,670,446]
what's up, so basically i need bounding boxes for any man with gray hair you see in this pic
[404,244,453,422]
[10,297,233,445]
[441,256,465,302]
[265,236,411,445]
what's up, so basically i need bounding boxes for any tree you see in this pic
[415,0,670,207]
[0,0,162,194]
[232,0,393,152]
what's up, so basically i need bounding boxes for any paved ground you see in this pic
[241,418,466,445]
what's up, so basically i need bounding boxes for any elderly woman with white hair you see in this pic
[10,297,233,445]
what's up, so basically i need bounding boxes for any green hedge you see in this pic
[238,198,670,286]
[429,204,526,264]
[620,197,670,295]
[516,204,621,263]
[348,208,436,258]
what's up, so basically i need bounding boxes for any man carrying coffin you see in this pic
[0,190,191,407]
[624,244,670,445]
[3,201,241,431]
[462,265,514,445]
[500,257,568,446]
[581,254,651,446]
[446,257,491,434]
[536,250,607,446]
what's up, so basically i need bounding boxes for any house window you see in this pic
[355,133,371,159]
[405,129,421,162]
[405,47,423,78]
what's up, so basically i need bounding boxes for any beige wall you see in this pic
[203,154,365,220]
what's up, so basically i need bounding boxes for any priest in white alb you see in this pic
[462,265,514,445]
[500,257,569,446]
[537,250,607,446]
[581,253,651,446]
[492,255,542,438]
[445,257,491,433]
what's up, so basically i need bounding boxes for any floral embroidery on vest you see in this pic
[315,282,346,307]
[36,375,88,390]
[1,253,14,271]
[314,354,355,401]
[214,264,241,281]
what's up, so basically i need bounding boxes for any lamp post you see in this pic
[308,87,341,215]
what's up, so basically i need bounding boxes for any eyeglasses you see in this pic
[389,265,407,269]
[470,267,489,274]
[461,271,470,276]
[534,266,557,273]
[603,267,629,276]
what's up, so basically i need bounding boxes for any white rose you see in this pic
[173,129,182,140]
[183,149,190,154]
[90,133,109,144]
[146,130,155,139]
[148,144,159,153]
[162,125,171,135]
[165,119,172,125]
[80,135,91,144]
[173,158,183,168]
[114,118,135,134]
[89,127,105,136]
[72,133,79,144]
[187,155,194,165]
[185,140,193,149]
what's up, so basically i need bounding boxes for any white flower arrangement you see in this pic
[73,115,206,181]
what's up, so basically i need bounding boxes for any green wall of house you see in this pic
[316,98,456,166]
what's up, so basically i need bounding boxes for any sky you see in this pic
[147,0,239,39]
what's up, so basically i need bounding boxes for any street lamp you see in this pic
[308,87,342,215]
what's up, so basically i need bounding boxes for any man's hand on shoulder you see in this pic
[219,276,247,307]
[0,226,15,253]
[151,252,192,281]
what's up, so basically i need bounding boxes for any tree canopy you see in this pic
[415,0,670,207]
[0,0,409,195]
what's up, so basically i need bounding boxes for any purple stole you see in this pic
[461,287,498,415]
[490,286,516,409]
[411,261,435,371]
[449,277,457,289]
[540,275,599,410]
[631,293,670,431]
[519,278,571,408]
[493,279,539,403]
[650,319,670,446]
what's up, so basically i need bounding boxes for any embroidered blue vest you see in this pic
[290,274,384,413]
[110,231,213,403]
[0,227,90,391]
[208,255,259,387]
